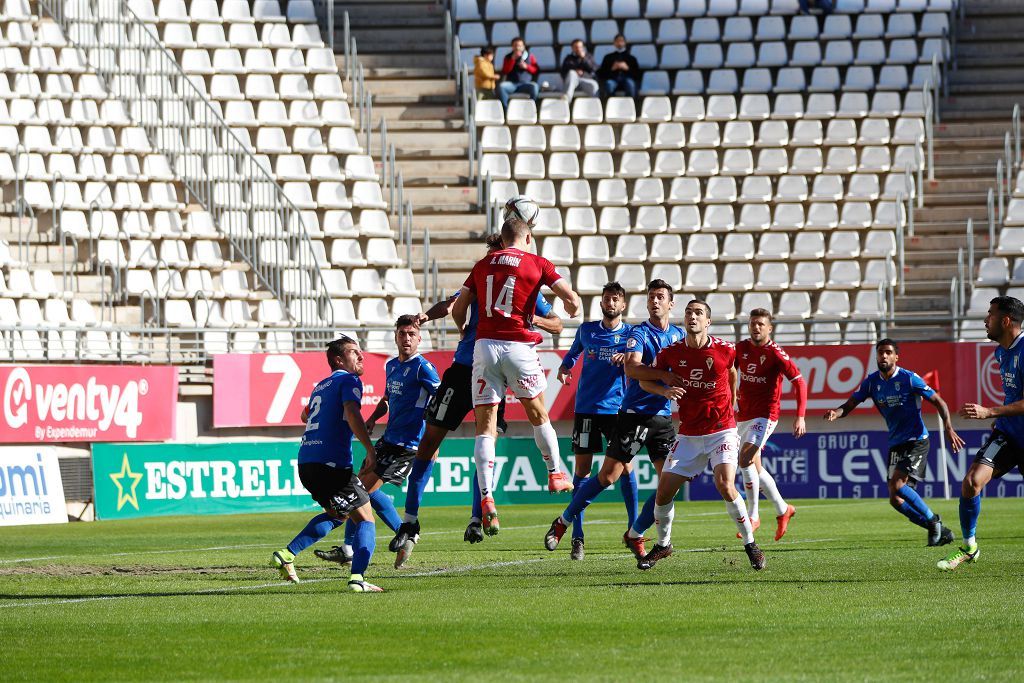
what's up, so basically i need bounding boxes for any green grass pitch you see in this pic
[1,498,1023,682]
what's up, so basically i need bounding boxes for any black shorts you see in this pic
[374,439,416,485]
[425,361,474,432]
[888,438,929,483]
[572,413,619,454]
[974,429,1024,478]
[606,413,675,464]
[297,462,370,517]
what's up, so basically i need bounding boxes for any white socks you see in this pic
[727,496,754,544]
[654,502,675,546]
[740,465,760,520]
[533,421,562,473]
[759,467,788,517]
[474,434,496,498]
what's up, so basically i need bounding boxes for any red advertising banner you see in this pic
[213,341,1003,428]
[0,365,178,443]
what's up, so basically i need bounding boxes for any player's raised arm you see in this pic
[550,278,581,319]
[418,292,459,325]
[825,377,868,422]
[557,326,585,385]
[451,286,475,334]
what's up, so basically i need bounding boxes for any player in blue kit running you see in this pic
[315,315,440,569]
[272,336,383,593]
[941,295,1024,570]
[550,281,639,560]
[826,338,963,547]
[545,279,686,560]
[388,233,564,551]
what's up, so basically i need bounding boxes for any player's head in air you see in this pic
[683,299,712,337]
[600,281,626,322]
[394,314,421,361]
[499,216,532,249]
[875,338,899,374]
[985,295,1024,344]
[326,335,364,376]
[646,278,674,322]
[748,308,774,345]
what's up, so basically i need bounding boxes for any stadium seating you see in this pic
[0,0,406,360]
[461,0,944,346]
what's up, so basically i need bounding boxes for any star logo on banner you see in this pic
[109,453,143,511]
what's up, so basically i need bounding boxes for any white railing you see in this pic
[34,0,335,330]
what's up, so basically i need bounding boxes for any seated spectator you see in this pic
[497,36,540,109]
[598,34,641,98]
[799,0,833,13]
[474,46,497,99]
[560,39,599,101]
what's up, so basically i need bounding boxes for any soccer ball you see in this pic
[503,195,540,227]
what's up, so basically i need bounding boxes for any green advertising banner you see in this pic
[92,439,660,520]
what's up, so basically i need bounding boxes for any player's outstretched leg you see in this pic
[758,464,794,541]
[545,458,624,551]
[274,512,343,583]
[638,472,687,571]
[939,464,990,570]
[620,466,639,531]
[393,425,447,552]
[466,475,489,543]
[715,462,765,571]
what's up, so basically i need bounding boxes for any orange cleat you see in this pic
[622,532,647,561]
[547,471,574,493]
[775,504,796,541]
[481,496,500,536]
[736,517,762,539]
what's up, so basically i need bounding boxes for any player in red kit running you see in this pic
[734,309,807,541]
[636,300,766,571]
[451,217,582,534]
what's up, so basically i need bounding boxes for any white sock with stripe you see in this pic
[740,465,760,520]
[533,421,562,474]
[654,502,675,547]
[474,435,496,498]
[727,495,754,544]
[758,467,788,517]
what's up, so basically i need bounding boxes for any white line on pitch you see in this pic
[0,500,875,565]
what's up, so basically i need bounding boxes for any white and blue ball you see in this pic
[502,195,540,227]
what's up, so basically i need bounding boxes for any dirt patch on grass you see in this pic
[0,564,256,578]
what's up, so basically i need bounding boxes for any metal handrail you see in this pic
[896,191,905,295]
[924,83,935,181]
[1013,104,1021,172]
[987,188,996,255]
[310,0,335,51]
[997,158,1005,226]
[35,0,334,328]
[967,217,975,289]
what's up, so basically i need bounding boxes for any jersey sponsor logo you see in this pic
[352,387,362,401]
[715,441,734,454]
[626,338,639,349]
[517,373,543,390]
[740,372,767,384]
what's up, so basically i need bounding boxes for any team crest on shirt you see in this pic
[895,382,901,391]
[705,356,714,370]
[760,354,766,365]
[353,388,362,400]
[614,335,621,343]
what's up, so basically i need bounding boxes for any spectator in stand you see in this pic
[497,37,540,109]
[560,39,600,101]
[798,0,833,13]
[598,34,641,98]
[474,46,497,99]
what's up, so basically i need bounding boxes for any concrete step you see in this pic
[930,135,1005,150]
[905,234,983,251]
[363,78,455,98]
[403,186,478,213]
[933,148,1005,166]
[359,66,450,79]
[925,177,1000,194]
[934,120,1013,138]
[948,66,1024,86]
[884,322,954,341]
[893,294,952,313]
[411,242,485,270]
[949,82,1024,96]
[414,213,487,236]
[338,53,447,69]
[919,191,991,206]
[414,271,468,292]
[963,1,1024,16]
[915,205,990,222]
[940,108,1018,121]
[374,104,463,122]
[395,158,470,185]
[931,164,999,179]
[942,94,1024,112]
[955,41,1024,60]
[372,131,469,156]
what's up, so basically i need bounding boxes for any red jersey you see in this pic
[463,247,562,344]
[735,339,805,421]
[654,336,736,436]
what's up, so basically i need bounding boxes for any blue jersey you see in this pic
[381,354,441,450]
[298,369,363,467]
[452,293,554,367]
[850,367,935,447]
[620,320,685,416]
[562,320,632,414]
[994,333,1024,446]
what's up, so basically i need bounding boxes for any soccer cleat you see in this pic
[464,521,485,544]
[637,543,673,571]
[389,520,420,553]
[774,504,796,541]
[272,550,300,584]
[348,575,384,593]
[926,514,943,547]
[394,538,417,569]
[938,526,954,546]
[737,517,762,539]
[937,544,980,571]
[571,538,585,561]
[480,496,500,536]
[547,471,574,493]
[313,545,353,565]
[744,542,766,570]
[544,517,568,551]
[622,532,647,561]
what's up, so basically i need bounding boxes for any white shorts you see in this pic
[664,428,740,479]
[737,418,778,450]
[471,338,548,406]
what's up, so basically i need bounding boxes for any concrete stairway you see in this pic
[893,0,1024,338]
[334,0,488,302]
